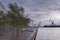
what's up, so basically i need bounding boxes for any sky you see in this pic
[0,0,60,26]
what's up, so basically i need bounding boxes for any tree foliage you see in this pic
[0,11,5,27]
[0,2,30,30]
[5,3,30,29]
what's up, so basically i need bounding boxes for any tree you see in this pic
[0,11,6,32]
[0,11,4,26]
[6,3,30,40]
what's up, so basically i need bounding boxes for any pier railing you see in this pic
[0,27,38,40]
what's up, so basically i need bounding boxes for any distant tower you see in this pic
[52,21,54,25]
[49,18,54,26]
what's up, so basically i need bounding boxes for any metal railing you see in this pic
[0,27,38,40]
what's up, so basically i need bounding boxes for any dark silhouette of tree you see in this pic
[0,2,30,40]
[5,3,30,40]
[0,11,5,31]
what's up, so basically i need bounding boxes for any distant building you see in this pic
[43,21,60,27]
[43,24,60,27]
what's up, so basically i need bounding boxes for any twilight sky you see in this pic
[0,0,60,25]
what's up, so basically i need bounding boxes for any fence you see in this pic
[0,27,37,40]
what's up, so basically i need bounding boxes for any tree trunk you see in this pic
[3,27,5,32]
[12,28,14,36]
[16,29,19,40]
[11,28,15,40]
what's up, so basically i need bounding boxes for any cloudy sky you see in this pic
[0,0,60,25]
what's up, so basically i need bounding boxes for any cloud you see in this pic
[1,0,60,25]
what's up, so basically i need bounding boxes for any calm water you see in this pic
[36,28,60,40]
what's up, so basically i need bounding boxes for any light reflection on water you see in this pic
[36,28,60,40]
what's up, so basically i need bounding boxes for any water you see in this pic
[36,28,60,40]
